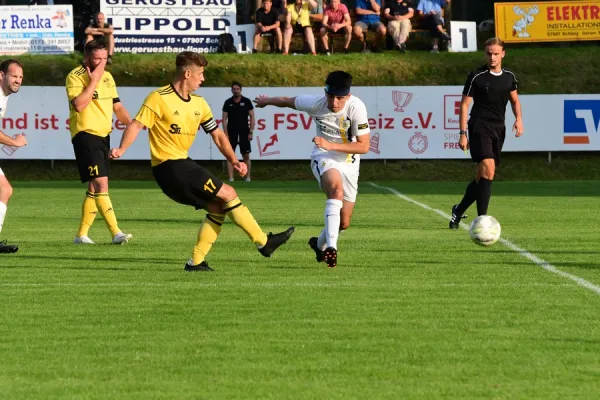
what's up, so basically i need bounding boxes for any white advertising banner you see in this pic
[0,86,599,160]
[100,0,237,54]
[0,5,74,55]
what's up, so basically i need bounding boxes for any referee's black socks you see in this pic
[477,178,493,216]
[456,180,478,217]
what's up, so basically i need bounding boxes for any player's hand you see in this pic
[233,161,248,177]
[313,136,331,150]
[513,119,524,137]
[248,132,253,141]
[87,58,106,83]
[458,134,469,151]
[253,95,269,108]
[13,133,27,147]
[110,147,124,159]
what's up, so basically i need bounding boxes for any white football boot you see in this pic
[112,232,133,245]
[73,235,95,244]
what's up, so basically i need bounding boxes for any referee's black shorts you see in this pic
[72,131,110,183]
[152,158,224,210]
[468,117,506,164]
[228,130,252,155]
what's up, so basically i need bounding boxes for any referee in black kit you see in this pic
[449,37,524,229]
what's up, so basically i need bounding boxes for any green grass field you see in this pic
[0,180,599,399]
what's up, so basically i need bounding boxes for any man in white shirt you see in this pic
[0,59,28,253]
[254,71,371,267]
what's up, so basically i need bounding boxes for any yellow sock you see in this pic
[94,192,121,237]
[192,213,225,265]
[77,191,98,237]
[224,197,267,246]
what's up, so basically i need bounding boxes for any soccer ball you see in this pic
[469,215,501,247]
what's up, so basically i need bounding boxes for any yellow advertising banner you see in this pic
[495,1,600,43]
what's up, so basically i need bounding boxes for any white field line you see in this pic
[368,182,600,296]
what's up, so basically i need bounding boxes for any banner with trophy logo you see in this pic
[1,86,599,160]
[495,1,600,43]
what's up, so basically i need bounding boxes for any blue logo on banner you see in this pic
[563,100,600,144]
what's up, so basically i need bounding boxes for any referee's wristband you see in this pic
[459,130,467,135]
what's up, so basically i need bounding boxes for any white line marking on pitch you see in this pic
[368,182,600,296]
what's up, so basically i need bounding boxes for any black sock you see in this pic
[455,180,478,217]
[477,178,493,216]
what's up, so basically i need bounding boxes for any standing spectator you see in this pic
[283,0,318,55]
[222,82,255,182]
[320,0,352,55]
[384,0,414,52]
[416,0,451,53]
[353,0,386,53]
[253,0,283,53]
[85,12,115,64]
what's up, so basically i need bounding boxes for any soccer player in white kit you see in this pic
[254,71,370,267]
[0,59,28,253]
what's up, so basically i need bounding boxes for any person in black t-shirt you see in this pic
[85,13,114,64]
[383,0,414,52]
[222,81,256,182]
[449,37,524,229]
[253,0,283,53]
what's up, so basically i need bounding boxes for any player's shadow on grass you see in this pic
[20,254,176,267]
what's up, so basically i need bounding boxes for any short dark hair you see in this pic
[176,51,208,74]
[231,81,242,89]
[84,39,107,56]
[485,37,505,50]
[325,70,352,96]
[0,59,23,74]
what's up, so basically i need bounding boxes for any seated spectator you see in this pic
[85,12,114,64]
[416,0,451,53]
[320,0,352,55]
[353,0,387,53]
[253,0,283,53]
[283,0,318,55]
[384,0,414,52]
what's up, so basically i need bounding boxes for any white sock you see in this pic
[0,201,7,235]
[324,199,342,249]
[317,228,327,250]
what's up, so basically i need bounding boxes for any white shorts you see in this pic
[310,155,359,202]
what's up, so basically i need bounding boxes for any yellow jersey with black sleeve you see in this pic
[66,65,119,139]
[134,84,218,167]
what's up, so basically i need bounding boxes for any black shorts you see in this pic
[152,158,224,210]
[72,132,110,183]
[228,131,252,155]
[468,118,506,164]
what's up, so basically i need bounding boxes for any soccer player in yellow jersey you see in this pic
[110,51,294,271]
[66,39,133,245]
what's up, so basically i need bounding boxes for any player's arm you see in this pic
[249,109,255,133]
[253,95,297,110]
[210,128,238,163]
[509,90,524,137]
[0,130,27,147]
[98,26,114,34]
[369,0,380,13]
[222,111,228,135]
[113,101,131,125]
[308,0,318,10]
[314,133,370,154]
[70,59,106,112]
[459,95,472,133]
[322,14,330,29]
[110,120,144,159]
[384,7,392,20]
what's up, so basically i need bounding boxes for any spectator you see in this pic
[283,0,318,55]
[253,0,283,53]
[353,0,386,53]
[222,81,255,182]
[85,12,114,64]
[384,0,414,52]
[320,0,352,55]
[416,0,451,53]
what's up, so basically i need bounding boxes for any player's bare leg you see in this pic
[0,174,17,253]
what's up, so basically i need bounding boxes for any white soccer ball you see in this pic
[469,215,501,247]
